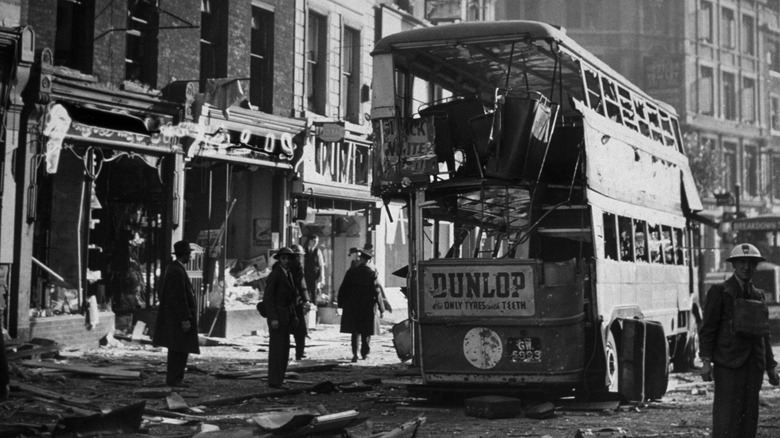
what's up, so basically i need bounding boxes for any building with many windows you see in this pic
[498,0,780,276]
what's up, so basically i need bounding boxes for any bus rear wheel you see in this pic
[605,331,620,393]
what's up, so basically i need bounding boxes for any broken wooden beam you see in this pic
[19,360,141,379]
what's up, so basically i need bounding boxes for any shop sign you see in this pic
[421,264,536,317]
[162,121,296,159]
[316,122,346,143]
[732,216,780,232]
[644,56,681,90]
[374,117,437,187]
[68,122,177,149]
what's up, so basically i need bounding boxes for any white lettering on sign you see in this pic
[422,264,535,316]
[159,122,296,159]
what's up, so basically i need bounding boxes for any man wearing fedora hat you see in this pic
[153,240,200,387]
[263,247,300,388]
[699,243,779,437]
[338,245,385,362]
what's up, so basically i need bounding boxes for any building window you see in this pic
[250,6,274,113]
[770,40,780,74]
[723,141,738,193]
[341,27,360,123]
[200,0,227,87]
[722,71,736,120]
[742,77,755,123]
[699,66,714,115]
[744,145,758,197]
[55,0,95,73]
[306,12,327,114]
[721,8,736,49]
[772,95,780,131]
[773,155,780,199]
[126,1,159,87]
[699,1,713,43]
[742,15,755,56]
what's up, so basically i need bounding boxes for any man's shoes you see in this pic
[296,354,307,360]
[362,354,369,360]
[268,383,290,390]
[351,356,358,363]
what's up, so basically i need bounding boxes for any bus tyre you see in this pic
[673,318,699,372]
[605,331,620,393]
[644,321,669,400]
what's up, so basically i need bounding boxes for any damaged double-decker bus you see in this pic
[370,21,703,401]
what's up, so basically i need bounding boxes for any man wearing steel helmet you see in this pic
[699,243,780,438]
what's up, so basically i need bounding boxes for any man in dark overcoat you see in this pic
[699,243,780,438]
[338,247,385,362]
[153,240,200,387]
[290,244,311,360]
[264,247,299,388]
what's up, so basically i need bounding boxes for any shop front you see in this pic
[0,26,34,336]
[293,121,380,319]
[17,49,182,347]
[172,97,306,338]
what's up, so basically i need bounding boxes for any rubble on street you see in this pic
[1,323,779,438]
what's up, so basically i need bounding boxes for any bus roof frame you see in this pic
[372,20,679,117]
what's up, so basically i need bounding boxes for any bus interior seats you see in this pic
[418,97,486,173]
[537,125,583,183]
[484,92,552,180]
[458,112,494,177]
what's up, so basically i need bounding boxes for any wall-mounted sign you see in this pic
[161,122,296,160]
[425,0,462,22]
[316,122,346,143]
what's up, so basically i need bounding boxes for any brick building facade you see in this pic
[0,0,412,348]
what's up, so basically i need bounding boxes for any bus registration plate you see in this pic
[508,337,542,363]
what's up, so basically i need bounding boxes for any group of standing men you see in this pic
[153,235,385,390]
[262,236,386,388]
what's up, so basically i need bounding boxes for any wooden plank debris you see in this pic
[372,416,427,438]
[19,360,141,379]
[166,392,189,411]
[6,344,60,360]
[12,381,96,406]
[557,400,620,412]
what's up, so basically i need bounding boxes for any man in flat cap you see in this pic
[153,240,200,387]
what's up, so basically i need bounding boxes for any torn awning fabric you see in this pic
[204,78,245,119]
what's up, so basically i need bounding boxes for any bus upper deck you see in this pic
[371,20,700,213]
